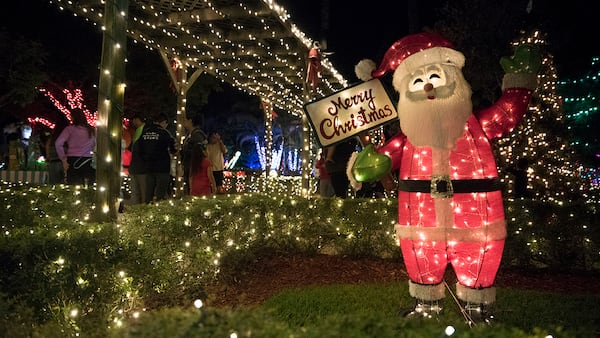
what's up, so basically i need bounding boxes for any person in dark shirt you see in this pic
[506,157,531,198]
[131,113,176,203]
[325,137,358,198]
[45,127,65,184]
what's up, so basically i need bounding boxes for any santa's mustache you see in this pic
[405,81,457,102]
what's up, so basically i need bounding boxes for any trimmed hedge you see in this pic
[1,182,598,336]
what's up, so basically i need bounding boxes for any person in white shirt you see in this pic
[206,131,227,193]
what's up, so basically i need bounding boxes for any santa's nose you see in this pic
[424,83,434,92]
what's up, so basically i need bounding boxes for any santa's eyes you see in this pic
[408,71,446,92]
[412,74,440,85]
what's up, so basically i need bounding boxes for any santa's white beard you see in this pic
[398,80,472,150]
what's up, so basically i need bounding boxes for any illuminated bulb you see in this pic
[194,299,203,308]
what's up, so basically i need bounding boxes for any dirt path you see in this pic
[205,254,600,308]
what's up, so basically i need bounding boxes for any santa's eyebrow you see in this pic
[425,64,442,72]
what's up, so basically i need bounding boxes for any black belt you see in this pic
[397,177,503,198]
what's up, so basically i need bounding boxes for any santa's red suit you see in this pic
[352,32,539,322]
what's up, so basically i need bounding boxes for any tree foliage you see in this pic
[0,30,48,109]
[432,0,533,109]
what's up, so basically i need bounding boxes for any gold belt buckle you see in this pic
[431,174,453,199]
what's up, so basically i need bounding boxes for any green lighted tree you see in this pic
[495,30,587,203]
[557,57,600,168]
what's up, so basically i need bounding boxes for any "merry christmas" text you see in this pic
[320,89,394,140]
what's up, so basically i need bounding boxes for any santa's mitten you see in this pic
[500,44,541,74]
[500,44,541,90]
[350,144,391,184]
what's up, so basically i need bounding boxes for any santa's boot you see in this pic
[456,283,496,325]
[401,281,445,319]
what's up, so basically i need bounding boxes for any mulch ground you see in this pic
[204,254,600,308]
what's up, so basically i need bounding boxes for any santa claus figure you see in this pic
[351,32,540,323]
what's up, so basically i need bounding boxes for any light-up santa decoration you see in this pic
[350,32,540,323]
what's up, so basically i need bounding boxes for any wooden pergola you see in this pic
[50,0,348,220]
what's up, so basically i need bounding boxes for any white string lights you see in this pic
[50,0,348,116]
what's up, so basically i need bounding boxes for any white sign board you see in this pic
[303,78,398,147]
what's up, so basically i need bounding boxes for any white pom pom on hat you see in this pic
[354,59,377,82]
[354,32,465,82]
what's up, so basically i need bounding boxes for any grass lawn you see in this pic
[113,281,600,337]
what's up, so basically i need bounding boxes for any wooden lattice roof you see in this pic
[50,0,349,115]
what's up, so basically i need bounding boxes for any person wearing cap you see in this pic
[350,32,540,323]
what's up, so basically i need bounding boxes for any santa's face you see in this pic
[393,63,473,150]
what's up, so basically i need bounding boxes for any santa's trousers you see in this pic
[397,231,504,304]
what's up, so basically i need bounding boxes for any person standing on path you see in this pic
[133,113,176,203]
[55,108,96,186]
[206,131,227,193]
[189,142,216,196]
[325,138,358,198]
[127,113,146,204]
[45,127,64,184]
[181,114,207,195]
[315,148,334,197]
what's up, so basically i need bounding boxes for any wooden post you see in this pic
[301,112,312,197]
[301,51,316,198]
[158,51,203,197]
[95,0,128,221]
[261,99,273,181]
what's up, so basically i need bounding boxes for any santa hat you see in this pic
[355,32,465,82]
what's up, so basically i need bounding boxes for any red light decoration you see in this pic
[39,87,97,126]
[27,117,56,130]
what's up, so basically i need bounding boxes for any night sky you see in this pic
[2,0,599,95]
[278,0,599,80]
